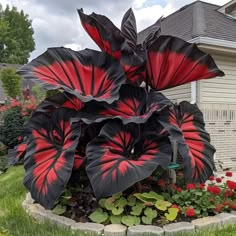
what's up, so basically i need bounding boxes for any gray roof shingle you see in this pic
[137,1,236,44]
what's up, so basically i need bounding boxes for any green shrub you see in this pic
[0,68,22,98]
[0,106,24,148]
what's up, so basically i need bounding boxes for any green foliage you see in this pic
[0,155,8,172]
[31,84,46,102]
[0,68,21,98]
[0,106,24,148]
[46,90,60,98]
[89,191,178,226]
[52,205,66,215]
[0,4,35,64]
[88,208,108,224]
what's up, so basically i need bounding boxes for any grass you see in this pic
[0,166,236,236]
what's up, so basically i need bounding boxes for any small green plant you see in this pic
[0,106,24,148]
[0,68,21,98]
[88,191,179,226]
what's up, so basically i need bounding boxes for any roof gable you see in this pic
[137,1,236,44]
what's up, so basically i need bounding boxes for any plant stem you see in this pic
[136,182,142,192]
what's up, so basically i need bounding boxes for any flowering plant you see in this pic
[165,172,236,217]
[9,8,224,210]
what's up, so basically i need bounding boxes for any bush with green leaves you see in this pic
[0,67,21,98]
[0,106,24,148]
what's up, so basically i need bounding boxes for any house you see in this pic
[138,0,236,171]
[0,63,35,104]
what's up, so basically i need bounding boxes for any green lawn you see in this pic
[0,166,236,236]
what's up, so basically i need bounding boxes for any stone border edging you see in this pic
[22,193,236,236]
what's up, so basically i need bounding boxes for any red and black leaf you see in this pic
[34,91,84,115]
[8,142,27,167]
[73,148,84,170]
[121,8,137,50]
[143,17,162,49]
[18,48,126,104]
[86,120,171,198]
[78,84,171,124]
[78,9,123,60]
[146,35,224,91]
[121,53,145,84]
[23,108,81,209]
[157,102,215,182]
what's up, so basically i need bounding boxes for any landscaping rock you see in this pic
[231,211,236,216]
[127,225,164,236]
[25,192,34,204]
[163,222,195,236]
[214,213,236,226]
[104,224,127,236]
[192,216,221,230]
[71,222,104,235]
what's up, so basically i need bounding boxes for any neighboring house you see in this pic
[0,63,35,104]
[138,0,236,170]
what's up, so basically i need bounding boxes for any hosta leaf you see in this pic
[121,215,140,227]
[144,207,157,219]
[110,215,122,224]
[89,208,109,224]
[127,194,136,206]
[155,200,172,211]
[142,216,153,225]
[52,204,66,215]
[113,192,122,200]
[104,197,115,210]
[115,197,127,208]
[134,191,163,204]
[165,208,179,221]
[98,198,106,208]
[112,207,124,215]
[130,203,145,216]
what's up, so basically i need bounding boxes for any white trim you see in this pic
[188,37,236,49]
[191,81,197,104]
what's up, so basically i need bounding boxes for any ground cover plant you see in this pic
[9,8,230,226]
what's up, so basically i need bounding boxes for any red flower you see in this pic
[214,203,223,213]
[226,172,233,177]
[230,202,236,210]
[185,207,196,217]
[226,180,236,190]
[207,186,221,195]
[199,183,205,190]
[177,187,182,193]
[216,177,222,183]
[17,136,22,141]
[171,204,181,213]
[210,198,214,203]
[157,179,165,188]
[224,189,233,197]
[208,176,214,181]
[186,183,196,190]
[224,201,230,206]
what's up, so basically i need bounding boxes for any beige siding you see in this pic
[161,83,191,102]
[199,54,236,103]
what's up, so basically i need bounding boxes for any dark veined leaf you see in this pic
[143,17,162,49]
[146,35,224,91]
[18,48,126,104]
[121,53,145,85]
[86,120,171,199]
[78,9,123,60]
[34,91,84,115]
[8,142,27,166]
[73,148,84,170]
[121,8,137,50]
[78,84,171,125]
[24,108,81,209]
[157,102,215,182]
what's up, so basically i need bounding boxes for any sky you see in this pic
[1,0,230,61]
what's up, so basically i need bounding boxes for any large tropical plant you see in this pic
[13,9,224,209]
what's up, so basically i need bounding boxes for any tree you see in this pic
[0,4,35,64]
[0,67,21,98]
